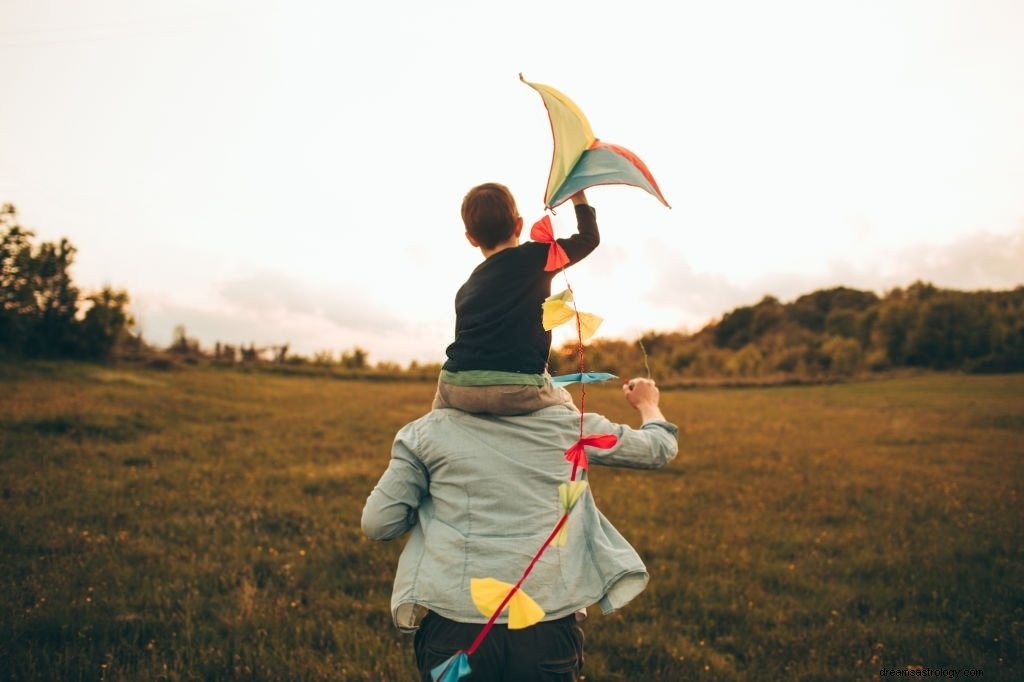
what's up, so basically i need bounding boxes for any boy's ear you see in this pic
[465,231,480,247]
[514,216,523,237]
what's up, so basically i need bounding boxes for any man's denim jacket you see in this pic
[361,404,679,632]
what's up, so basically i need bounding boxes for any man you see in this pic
[362,378,678,680]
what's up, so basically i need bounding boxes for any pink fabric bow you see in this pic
[530,215,569,272]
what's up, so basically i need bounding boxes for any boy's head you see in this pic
[462,183,522,250]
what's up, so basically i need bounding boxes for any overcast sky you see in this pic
[2,0,1022,364]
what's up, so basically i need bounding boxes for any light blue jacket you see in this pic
[361,405,679,632]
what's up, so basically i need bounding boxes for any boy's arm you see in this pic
[557,191,600,264]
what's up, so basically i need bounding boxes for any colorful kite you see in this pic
[430,76,670,681]
[520,73,671,211]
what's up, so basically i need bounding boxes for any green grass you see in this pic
[1,362,1021,681]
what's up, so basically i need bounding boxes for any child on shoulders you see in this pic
[434,182,599,415]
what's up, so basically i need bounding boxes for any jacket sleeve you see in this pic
[558,204,600,265]
[583,413,679,470]
[361,422,430,541]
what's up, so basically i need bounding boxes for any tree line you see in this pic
[1,204,136,360]
[0,205,395,370]
[3,202,1022,379]
[552,282,1024,383]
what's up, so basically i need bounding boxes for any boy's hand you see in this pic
[570,191,589,206]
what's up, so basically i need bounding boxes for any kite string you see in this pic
[637,338,651,379]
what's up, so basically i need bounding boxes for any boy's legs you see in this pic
[413,612,584,681]
[432,380,576,415]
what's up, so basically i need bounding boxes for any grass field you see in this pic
[1,362,1021,681]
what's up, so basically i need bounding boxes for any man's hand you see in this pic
[622,378,666,424]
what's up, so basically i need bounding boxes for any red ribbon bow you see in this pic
[530,215,569,272]
[564,433,619,471]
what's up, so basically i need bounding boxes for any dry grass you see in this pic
[1,362,1021,680]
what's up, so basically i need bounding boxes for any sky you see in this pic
[2,0,1023,365]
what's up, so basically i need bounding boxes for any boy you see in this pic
[434,182,599,414]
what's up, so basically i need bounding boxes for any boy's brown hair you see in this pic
[461,183,519,250]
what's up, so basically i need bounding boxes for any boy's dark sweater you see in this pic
[443,204,599,374]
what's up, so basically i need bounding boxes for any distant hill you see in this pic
[550,281,1024,383]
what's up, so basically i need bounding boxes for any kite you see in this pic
[429,76,670,681]
[520,73,671,211]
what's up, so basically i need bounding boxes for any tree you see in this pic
[31,237,79,356]
[78,287,134,359]
[824,308,860,339]
[714,305,755,349]
[873,296,916,366]
[340,347,368,369]
[821,335,863,376]
[751,295,785,337]
[905,295,992,369]
[0,205,35,353]
[0,204,80,357]
[789,286,878,332]
[170,325,202,357]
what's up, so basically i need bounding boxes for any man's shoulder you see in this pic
[415,405,581,427]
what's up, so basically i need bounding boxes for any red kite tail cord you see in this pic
[445,259,592,680]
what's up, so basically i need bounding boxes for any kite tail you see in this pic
[562,275,588,481]
[452,213,616,677]
[460,516,573,659]
[431,651,471,682]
